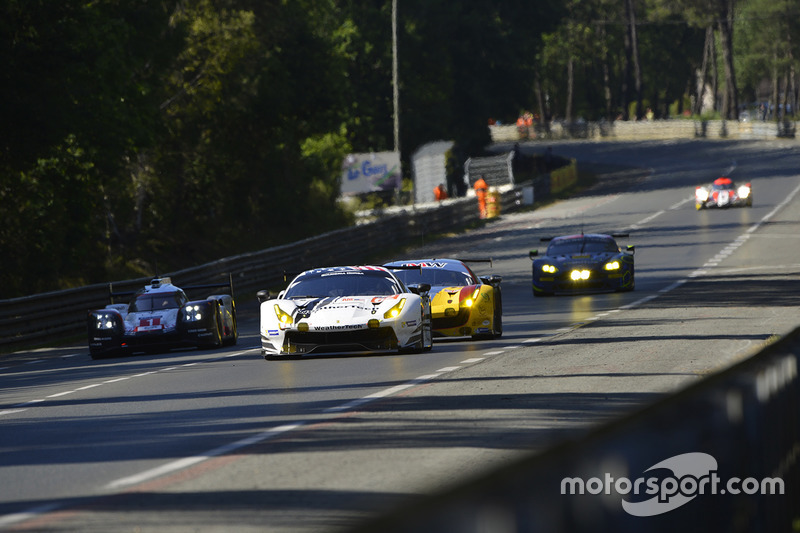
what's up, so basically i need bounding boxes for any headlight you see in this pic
[737,185,750,198]
[184,304,202,321]
[604,261,620,271]
[384,298,406,319]
[541,264,558,274]
[274,304,293,325]
[460,288,480,308]
[696,188,709,201]
[570,269,590,280]
[95,313,117,329]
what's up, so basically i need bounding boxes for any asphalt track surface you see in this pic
[1,139,799,532]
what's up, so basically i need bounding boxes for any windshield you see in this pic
[129,291,186,312]
[391,266,474,287]
[547,238,618,255]
[285,270,402,298]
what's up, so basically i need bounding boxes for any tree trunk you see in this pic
[566,56,574,123]
[716,0,739,120]
[534,75,549,132]
[621,5,632,119]
[694,26,713,116]
[627,0,643,120]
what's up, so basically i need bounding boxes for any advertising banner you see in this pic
[340,151,402,195]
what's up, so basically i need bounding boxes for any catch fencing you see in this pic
[349,325,799,533]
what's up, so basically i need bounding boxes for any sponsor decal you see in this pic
[268,330,279,336]
[402,320,417,328]
[312,324,364,331]
[561,452,784,517]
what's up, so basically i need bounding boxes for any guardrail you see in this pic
[0,183,530,353]
[490,118,799,143]
[349,325,800,533]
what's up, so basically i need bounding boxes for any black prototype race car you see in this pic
[529,233,635,296]
[87,276,237,359]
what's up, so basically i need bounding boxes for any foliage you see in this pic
[1,0,798,297]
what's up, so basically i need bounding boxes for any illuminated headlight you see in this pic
[461,288,480,308]
[384,298,406,319]
[184,304,202,321]
[604,261,620,271]
[696,188,709,201]
[570,269,590,280]
[737,185,750,198]
[95,313,116,329]
[541,264,558,274]
[273,304,293,325]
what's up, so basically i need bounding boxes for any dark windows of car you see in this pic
[285,271,402,299]
[129,291,187,312]
[392,266,474,287]
[546,238,618,255]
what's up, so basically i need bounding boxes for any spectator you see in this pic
[473,176,488,218]
[434,183,448,202]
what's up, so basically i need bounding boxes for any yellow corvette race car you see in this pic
[384,258,502,340]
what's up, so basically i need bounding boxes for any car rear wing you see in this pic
[108,273,235,304]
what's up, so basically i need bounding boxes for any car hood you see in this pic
[284,295,405,324]
[123,309,179,334]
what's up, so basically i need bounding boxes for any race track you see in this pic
[1,139,799,532]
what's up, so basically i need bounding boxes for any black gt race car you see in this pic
[384,258,502,339]
[695,176,752,209]
[529,233,635,296]
[87,276,237,359]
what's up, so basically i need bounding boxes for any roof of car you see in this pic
[138,277,183,295]
[551,233,615,241]
[384,258,466,268]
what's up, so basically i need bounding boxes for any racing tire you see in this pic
[423,310,433,352]
[491,288,503,338]
[210,306,223,348]
[223,315,238,346]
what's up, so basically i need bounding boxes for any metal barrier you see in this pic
[349,326,799,533]
[490,119,799,143]
[0,184,529,352]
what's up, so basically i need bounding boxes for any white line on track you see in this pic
[0,348,258,418]
[106,423,306,489]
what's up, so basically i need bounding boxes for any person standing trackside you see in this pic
[434,183,448,202]
[474,176,488,218]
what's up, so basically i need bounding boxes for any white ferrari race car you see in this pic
[257,266,432,358]
[87,276,237,359]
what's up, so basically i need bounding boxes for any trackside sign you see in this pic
[561,452,783,517]
[340,151,401,195]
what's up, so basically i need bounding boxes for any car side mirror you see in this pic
[480,275,502,286]
[529,250,538,259]
[626,245,635,254]
[256,290,274,303]
[407,283,431,295]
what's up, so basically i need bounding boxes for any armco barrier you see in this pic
[349,327,799,533]
[0,183,529,352]
[490,118,799,143]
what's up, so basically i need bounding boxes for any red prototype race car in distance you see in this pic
[695,176,752,210]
